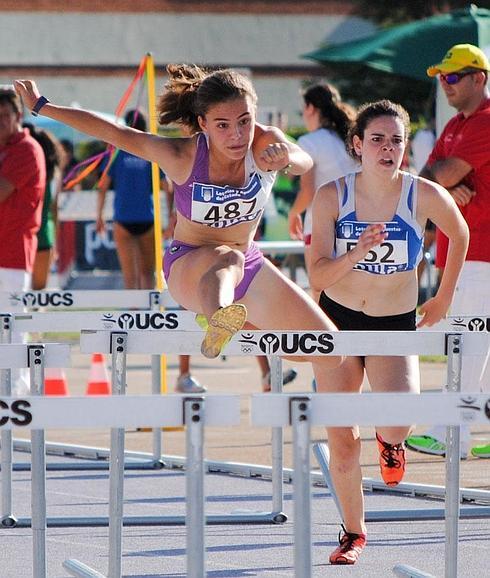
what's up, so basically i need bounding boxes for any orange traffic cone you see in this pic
[86,353,111,395]
[44,367,70,396]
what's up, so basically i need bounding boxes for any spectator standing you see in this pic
[289,83,358,301]
[23,124,64,290]
[0,86,46,394]
[406,44,490,459]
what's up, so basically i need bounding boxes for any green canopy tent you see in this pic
[303,5,490,82]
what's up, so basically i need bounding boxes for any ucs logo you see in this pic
[0,400,32,427]
[467,318,489,332]
[253,332,335,355]
[111,312,179,330]
[19,292,74,308]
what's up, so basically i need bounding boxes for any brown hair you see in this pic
[22,123,64,182]
[302,83,355,142]
[347,99,410,159]
[157,64,257,134]
[0,86,22,115]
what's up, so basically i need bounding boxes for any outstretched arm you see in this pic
[14,80,192,183]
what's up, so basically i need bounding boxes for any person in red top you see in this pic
[0,87,45,276]
[406,44,490,459]
[0,86,45,394]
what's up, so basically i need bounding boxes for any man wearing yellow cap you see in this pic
[407,44,490,459]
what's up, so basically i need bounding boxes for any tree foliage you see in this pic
[352,0,490,26]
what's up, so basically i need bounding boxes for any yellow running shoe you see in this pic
[200,304,247,359]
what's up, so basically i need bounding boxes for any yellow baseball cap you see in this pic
[427,43,490,77]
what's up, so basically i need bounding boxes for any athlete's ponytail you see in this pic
[158,64,257,134]
[158,64,207,133]
[302,83,355,142]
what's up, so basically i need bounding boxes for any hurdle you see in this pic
[250,331,490,578]
[23,314,486,507]
[0,390,240,578]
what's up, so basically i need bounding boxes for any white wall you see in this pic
[0,11,375,127]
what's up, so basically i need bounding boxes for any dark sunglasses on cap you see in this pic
[439,70,478,85]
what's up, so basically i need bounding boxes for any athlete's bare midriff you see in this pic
[173,214,258,251]
[324,268,418,316]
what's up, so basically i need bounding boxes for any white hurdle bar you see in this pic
[0,289,178,311]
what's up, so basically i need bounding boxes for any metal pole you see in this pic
[270,356,285,520]
[108,332,128,578]
[150,288,163,462]
[445,334,462,578]
[0,314,15,527]
[29,345,46,578]
[185,397,205,578]
[312,442,344,522]
[291,397,312,578]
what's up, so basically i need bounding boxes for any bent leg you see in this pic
[166,245,245,317]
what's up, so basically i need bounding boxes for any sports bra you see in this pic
[334,172,423,275]
[173,133,276,229]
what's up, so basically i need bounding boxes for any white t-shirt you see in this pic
[410,128,436,174]
[298,128,359,236]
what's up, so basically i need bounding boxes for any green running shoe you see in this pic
[195,314,209,330]
[406,435,446,456]
[406,434,468,459]
[471,443,490,458]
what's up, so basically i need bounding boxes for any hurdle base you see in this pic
[0,515,18,528]
[5,460,165,472]
[63,559,105,578]
[365,506,490,522]
[12,511,288,528]
[393,563,436,577]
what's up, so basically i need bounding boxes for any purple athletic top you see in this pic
[173,133,276,229]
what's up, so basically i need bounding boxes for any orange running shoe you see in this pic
[376,433,406,486]
[329,525,367,565]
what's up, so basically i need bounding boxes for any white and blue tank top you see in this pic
[173,133,276,229]
[334,172,423,275]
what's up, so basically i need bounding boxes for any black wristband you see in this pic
[31,96,49,117]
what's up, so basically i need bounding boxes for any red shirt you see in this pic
[428,98,490,267]
[0,129,46,272]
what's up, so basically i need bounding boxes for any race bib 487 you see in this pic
[191,173,267,228]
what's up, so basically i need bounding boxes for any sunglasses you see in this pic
[439,71,477,85]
